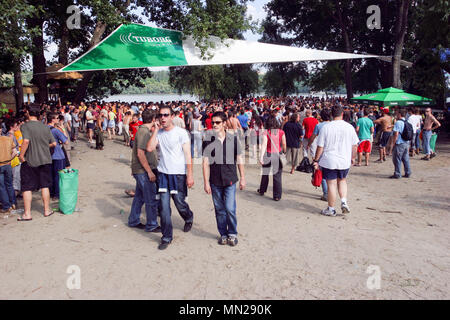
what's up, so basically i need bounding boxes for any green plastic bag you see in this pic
[430,133,437,153]
[59,169,79,215]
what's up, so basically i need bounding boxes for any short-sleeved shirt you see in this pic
[72,113,80,127]
[49,126,67,160]
[282,122,303,148]
[21,120,55,167]
[202,132,242,187]
[302,117,319,139]
[356,117,374,141]
[131,126,158,174]
[393,118,407,144]
[86,110,94,124]
[157,126,190,175]
[0,136,15,165]
[266,129,285,154]
[313,121,329,136]
[316,120,359,170]
[237,114,249,129]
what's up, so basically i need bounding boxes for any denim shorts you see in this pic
[322,167,350,180]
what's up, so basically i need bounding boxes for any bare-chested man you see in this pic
[421,108,441,160]
[226,110,242,134]
[374,109,394,161]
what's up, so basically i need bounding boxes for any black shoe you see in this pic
[146,226,161,233]
[403,174,411,178]
[129,223,145,230]
[389,175,401,179]
[183,222,193,232]
[257,189,264,196]
[158,240,171,250]
[430,153,436,158]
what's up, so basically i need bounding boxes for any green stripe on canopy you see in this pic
[61,24,188,71]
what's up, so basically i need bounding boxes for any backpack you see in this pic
[296,156,313,173]
[399,119,414,141]
[311,168,322,187]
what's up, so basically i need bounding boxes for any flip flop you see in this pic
[17,217,32,221]
[44,211,54,217]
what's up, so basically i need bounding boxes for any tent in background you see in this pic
[350,87,433,107]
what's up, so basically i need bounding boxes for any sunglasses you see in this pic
[158,113,171,118]
[212,121,223,125]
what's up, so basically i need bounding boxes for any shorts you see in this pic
[108,120,115,128]
[379,131,392,147]
[20,162,52,191]
[286,147,300,167]
[357,140,372,153]
[322,167,349,180]
[87,122,95,130]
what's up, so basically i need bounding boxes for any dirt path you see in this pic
[0,133,449,299]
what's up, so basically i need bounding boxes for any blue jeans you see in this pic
[210,183,237,237]
[392,143,411,177]
[128,171,159,231]
[423,130,432,155]
[321,178,328,196]
[190,133,195,158]
[414,131,420,150]
[51,159,66,198]
[0,164,16,210]
[159,174,193,243]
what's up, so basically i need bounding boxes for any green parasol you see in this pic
[350,87,433,107]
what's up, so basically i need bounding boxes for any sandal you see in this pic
[274,197,280,201]
[125,189,135,197]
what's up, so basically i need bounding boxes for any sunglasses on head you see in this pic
[158,113,171,118]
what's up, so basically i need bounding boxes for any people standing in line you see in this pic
[282,113,304,174]
[202,111,246,246]
[421,108,441,161]
[308,108,331,201]
[128,109,161,233]
[301,109,318,159]
[312,105,359,216]
[18,105,57,221]
[257,115,287,201]
[373,109,393,162]
[47,113,69,200]
[355,108,374,167]
[146,105,194,250]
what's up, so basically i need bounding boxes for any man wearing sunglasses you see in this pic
[146,106,194,250]
[202,111,246,246]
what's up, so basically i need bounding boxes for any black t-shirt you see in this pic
[282,122,303,148]
[202,132,242,187]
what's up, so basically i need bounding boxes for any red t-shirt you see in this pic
[302,117,318,139]
[130,121,143,141]
[266,129,284,154]
[205,117,212,130]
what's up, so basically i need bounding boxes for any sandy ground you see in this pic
[0,131,449,300]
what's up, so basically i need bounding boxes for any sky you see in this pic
[43,0,271,63]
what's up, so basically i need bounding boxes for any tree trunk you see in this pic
[335,2,353,98]
[59,24,69,66]
[392,0,410,88]
[73,21,107,104]
[27,16,47,104]
[13,60,24,111]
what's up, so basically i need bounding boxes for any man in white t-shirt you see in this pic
[312,105,359,216]
[407,108,422,157]
[85,105,95,144]
[147,105,194,250]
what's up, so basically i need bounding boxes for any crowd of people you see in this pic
[0,96,443,248]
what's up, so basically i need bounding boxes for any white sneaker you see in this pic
[321,207,337,216]
[341,203,350,214]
